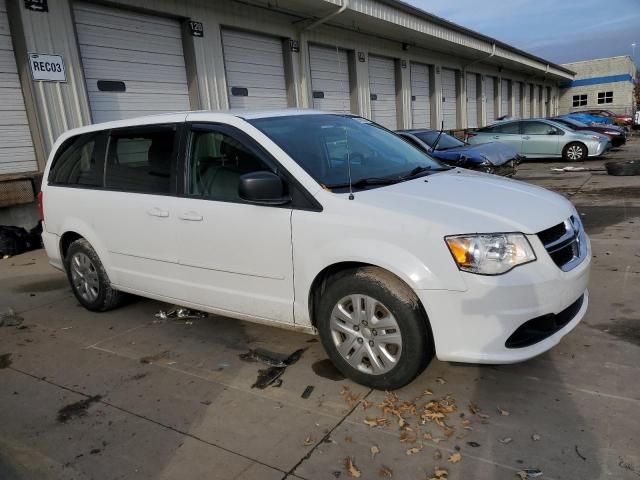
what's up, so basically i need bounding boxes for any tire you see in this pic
[65,238,124,312]
[605,160,640,176]
[316,266,432,390]
[562,142,587,162]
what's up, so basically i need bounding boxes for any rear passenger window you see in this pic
[49,134,103,186]
[105,126,176,194]
[493,122,521,134]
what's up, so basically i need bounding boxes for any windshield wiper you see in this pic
[400,165,448,180]
[325,177,400,189]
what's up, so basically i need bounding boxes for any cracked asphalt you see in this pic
[1,136,639,480]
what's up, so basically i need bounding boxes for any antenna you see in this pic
[335,45,354,200]
[432,120,445,152]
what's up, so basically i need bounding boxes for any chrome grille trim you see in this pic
[537,215,587,272]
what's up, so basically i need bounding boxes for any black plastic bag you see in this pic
[0,222,42,257]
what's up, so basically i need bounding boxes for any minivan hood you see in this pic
[353,169,574,234]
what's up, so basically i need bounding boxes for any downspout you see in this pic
[303,0,349,31]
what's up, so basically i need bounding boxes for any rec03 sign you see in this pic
[28,53,67,82]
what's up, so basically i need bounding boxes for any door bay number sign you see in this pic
[29,53,67,82]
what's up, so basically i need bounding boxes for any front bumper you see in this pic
[588,139,611,157]
[418,233,591,364]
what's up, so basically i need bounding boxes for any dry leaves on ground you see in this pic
[428,467,449,479]
[344,457,361,478]
[406,446,423,455]
[341,386,361,408]
[497,407,510,416]
[531,434,541,441]
[303,435,314,446]
[364,417,389,428]
[499,437,513,444]
[448,452,462,464]
[379,466,393,478]
[370,445,380,459]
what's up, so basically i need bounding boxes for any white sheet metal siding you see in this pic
[538,85,544,116]
[368,55,397,130]
[500,79,510,117]
[465,72,478,128]
[410,62,430,128]
[309,45,350,113]
[545,86,551,116]
[441,68,457,129]
[0,0,37,174]
[74,2,190,123]
[485,76,496,124]
[222,29,288,110]
[513,81,522,118]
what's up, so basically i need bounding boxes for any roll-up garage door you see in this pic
[0,0,37,174]
[538,85,544,116]
[368,55,397,130]
[410,62,431,128]
[545,87,551,116]
[222,29,288,110]
[441,68,457,130]
[485,76,496,125]
[529,84,535,117]
[466,72,478,128]
[500,79,510,117]
[74,2,190,123]
[513,81,521,118]
[309,45,350,113]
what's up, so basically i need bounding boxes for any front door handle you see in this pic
[147,207,169,218]
[522,135,530,140]
[179,211,203,222]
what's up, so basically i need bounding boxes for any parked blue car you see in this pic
[566,112,614,125]
[396,129,521,176]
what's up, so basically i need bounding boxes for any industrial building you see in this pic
[1,0,574,223]
[558,56,637,116]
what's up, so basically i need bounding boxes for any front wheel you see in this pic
[563,142,587,162]
[316,267,433,389]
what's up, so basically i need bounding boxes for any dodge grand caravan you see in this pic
[40,110,591,389]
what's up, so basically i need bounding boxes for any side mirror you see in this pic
[239,171,290,206]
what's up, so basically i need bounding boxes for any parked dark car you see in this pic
[396,129,521,176]
[552,116,626,147]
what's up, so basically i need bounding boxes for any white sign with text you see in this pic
[29,53,66,82]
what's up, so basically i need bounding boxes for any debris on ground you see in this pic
[247,347,306,389]
[551,166,605,173]
[516,469,543,479]
[574,445,586,461]
[364,417,389,428]
[370,445,380,459]
[406,446,422,455]
[0,224,42,258]
[344,457,361,478]
[341,386,361,408]
[154,307,208,322]
[303,435,314,446]
[428,467,448,479]
[435,377,447,384]
[467,441,480,447]
[379,465,393,478]
[0,309,24,327]
[57,395,102,423]
[497,407,510,416]
[0,353,12,369]
[499,437,513,444]
[301,385,315,399]
[448,452,462,463]
[139,350,170,364]
[618,457,640,476]
[531,434,541,441]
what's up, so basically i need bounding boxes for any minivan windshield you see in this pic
[413,131,465,150]
[249,114,447,190]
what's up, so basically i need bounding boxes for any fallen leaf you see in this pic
[433,467,449,478]
[364,417,389,428]
[499,437,513,444]
[399,432,417,443]
[362,400,373,409]
[516,469,543,479]
[436,377,447,384]
[370,445,380,459]
[497,407,510,416]
[406,446,423,455]
[344,457,361,478]
[531,434,541,441]
[303,435,314,446]
[443,427,456,438]
[448,452,462,464]
[424,389,434,395]
[462,419,473,430]
[379,465,393,478]
[477,413,490,419]
[468,402,480,415]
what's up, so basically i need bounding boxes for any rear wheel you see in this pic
[316,267,432,389]
[65,238,124,312]
[562,142,587,162]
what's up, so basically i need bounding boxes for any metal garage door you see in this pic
[485,76,496,124]
[0,0,36,174]
[513,81,521,118]
[410,62,431,128]
[538,85,544,116]
[309,45,350,113]
[545,87,551,116]
[74,2,190,123]
[222,29,288,110]
[529,84,535,117]
[441,68,457,129]
[466,72,478,128]
[500,79,510,117]
[368,55,397,130]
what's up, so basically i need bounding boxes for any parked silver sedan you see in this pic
[467,119,611,161]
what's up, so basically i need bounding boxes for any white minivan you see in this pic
[40,110,591,389]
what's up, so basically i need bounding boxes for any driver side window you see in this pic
[187,128,274,202]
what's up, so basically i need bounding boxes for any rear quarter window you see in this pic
[48,133,104,186]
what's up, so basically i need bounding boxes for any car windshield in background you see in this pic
[249,114,446,190]
[413,131,465,150]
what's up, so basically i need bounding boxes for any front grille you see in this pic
[537,216,586,272]
[505,294,584,348]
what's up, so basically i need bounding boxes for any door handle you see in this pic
[179,211,203,222]
[522,135,530,140]
[147,207,169,218]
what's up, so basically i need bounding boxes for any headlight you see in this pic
[445,233,536,275]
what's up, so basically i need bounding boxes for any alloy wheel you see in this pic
[566,145,583,160]
[70,252,100,303]
[329,294,402,375]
